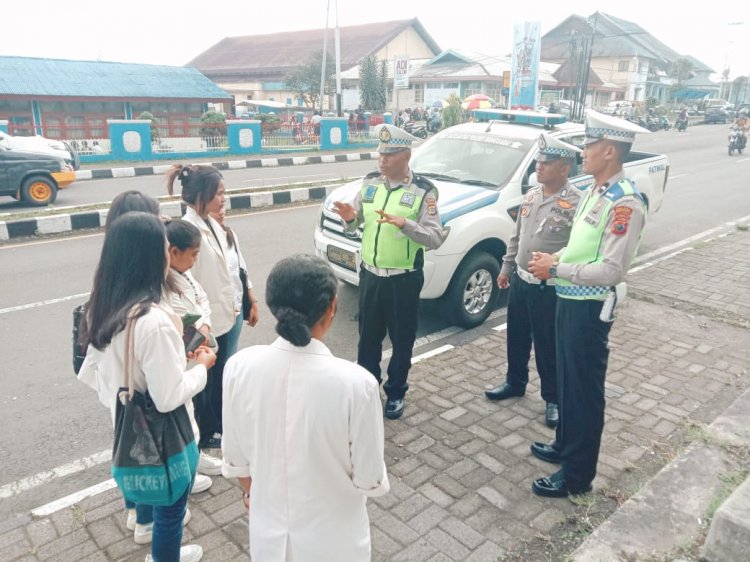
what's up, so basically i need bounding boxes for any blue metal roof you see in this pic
[0,56,232,100]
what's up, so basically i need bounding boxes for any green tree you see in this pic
[135,111,160,142]
[441,94,463,129]
[358,55,387,111]
[669,58,695,87]
[199,111,227,147]
[284,51,335,108]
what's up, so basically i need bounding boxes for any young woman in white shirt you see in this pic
[79,212,215,562]
[167,164,238,451]
[221,254,390,562]
[165,218,225,479]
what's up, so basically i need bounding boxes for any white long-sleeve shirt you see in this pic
[221,337,390,562]
[77,303,207,427]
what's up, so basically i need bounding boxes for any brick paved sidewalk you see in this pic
[3,228,749,562]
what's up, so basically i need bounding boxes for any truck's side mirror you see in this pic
[522,171,538,194]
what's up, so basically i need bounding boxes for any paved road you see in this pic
[1,122,749,528]
[0,160,377,210]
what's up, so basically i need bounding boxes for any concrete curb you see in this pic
[572,385,750,561]
[0,184,339,241]
[74,151,379,181]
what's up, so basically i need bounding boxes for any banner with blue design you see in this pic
[510,21,541,110]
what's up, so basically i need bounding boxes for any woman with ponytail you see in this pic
[221,254,390,562]
[167,164,238,453]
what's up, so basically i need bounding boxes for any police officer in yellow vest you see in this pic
[527,110,650,497]
[333,124,446,419]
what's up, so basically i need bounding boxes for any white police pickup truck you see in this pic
[314,111,669,328]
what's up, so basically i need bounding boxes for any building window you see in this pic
[618,60,630,72]
[413,84,424,104]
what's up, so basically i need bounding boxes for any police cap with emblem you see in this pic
[583,109,650,145]
[377,124,420,154]
[536,132,582,162]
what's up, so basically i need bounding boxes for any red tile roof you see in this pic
[188,18,441,80]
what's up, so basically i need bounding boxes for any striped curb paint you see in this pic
[73,151,378,182]
[0,184,340,241]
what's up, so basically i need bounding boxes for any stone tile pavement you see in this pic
[2,227,749,561]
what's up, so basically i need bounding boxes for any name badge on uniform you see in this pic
[399,191,416,208]
[363,185,377,202]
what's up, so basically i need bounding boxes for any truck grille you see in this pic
[320,208,363,243]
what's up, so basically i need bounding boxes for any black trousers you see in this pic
[358,267,424,400]
[554,298,612,491]
[505,273,558,403]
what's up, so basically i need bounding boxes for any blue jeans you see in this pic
[195,313,243,441]
[150,482,192,562]
[124,497,153,525]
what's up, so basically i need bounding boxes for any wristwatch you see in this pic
[548,265,558,278]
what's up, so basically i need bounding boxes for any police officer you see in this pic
[333,124,446,419]
[485,133,582,429]
[527,110,649,497]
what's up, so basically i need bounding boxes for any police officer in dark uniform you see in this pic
[485,133,582,429]
[528,110,649,497]
[333,124,447,419]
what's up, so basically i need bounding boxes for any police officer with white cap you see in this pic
[333,124,446,419]
[527,110,649,498]
[485,133,582,429]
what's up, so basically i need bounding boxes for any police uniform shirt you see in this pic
[344,170,446,251]
[500,182,581,277]
[555,171,646,286]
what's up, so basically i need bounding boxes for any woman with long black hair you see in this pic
[79,212,215,562]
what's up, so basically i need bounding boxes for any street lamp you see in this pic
[722,22,745,102]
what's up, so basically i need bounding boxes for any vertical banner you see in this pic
[394,57,410,89]
[510,21,541,110]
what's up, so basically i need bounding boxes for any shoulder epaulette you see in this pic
[413,174,438,197]
[364,170,381,179]
[605,179,647,210]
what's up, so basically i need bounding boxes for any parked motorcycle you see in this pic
[676,116,688,132]
[728,126,745,155]
[657,116,671,131]
[403,120,428,139]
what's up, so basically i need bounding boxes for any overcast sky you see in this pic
[4,1,749,81]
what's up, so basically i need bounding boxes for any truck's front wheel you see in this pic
[22,175,58,206]
[441,251,500,328]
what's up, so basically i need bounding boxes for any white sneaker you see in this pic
[190,473,212,494]
[126,508,136,531]
[133,509,191,545]
[145,544,203,562]
[197,452,222,476]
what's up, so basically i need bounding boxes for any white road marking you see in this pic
[31,479,117,518]
[0,232,102,250]
[492,323,508,332]
[412,344,454,364]
[632,213,750,266]
[0,292,90,315]
[0,449,110,499]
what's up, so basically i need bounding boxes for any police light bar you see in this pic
[473,109,567,127]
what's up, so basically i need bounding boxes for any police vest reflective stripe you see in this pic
[556,179,641,300]
[360,180,427,269]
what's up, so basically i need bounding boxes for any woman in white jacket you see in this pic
[167,165,238,450]
[222,254,390,562]
[78,212,215,562]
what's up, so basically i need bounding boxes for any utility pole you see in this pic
[320,0,330,115]
[334,0,342,116]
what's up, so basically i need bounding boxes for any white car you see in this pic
[315,111,669,328]
[0,131,79,170]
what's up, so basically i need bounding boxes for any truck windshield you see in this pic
[411,133,532,189]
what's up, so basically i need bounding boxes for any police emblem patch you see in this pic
[379,127,392,142]
[363,185,377,202]
[399,192,416,207]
